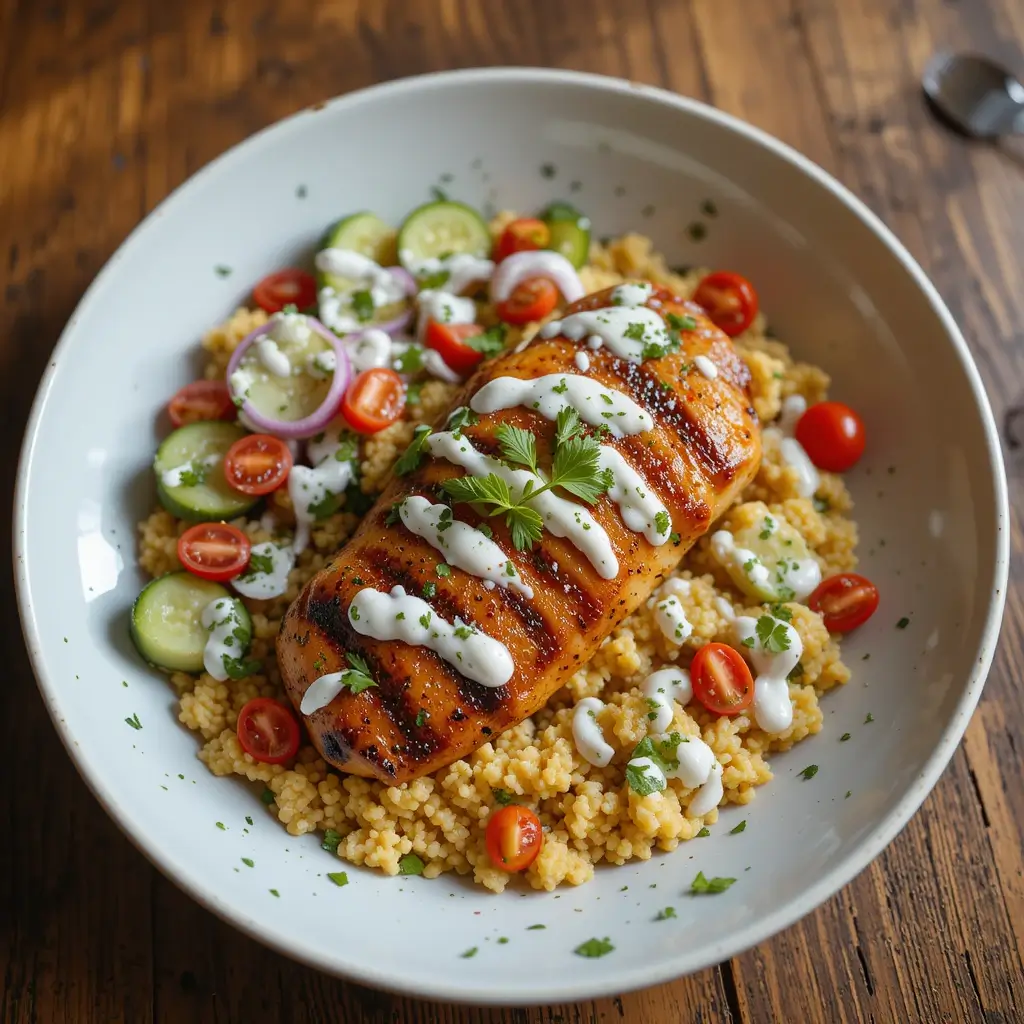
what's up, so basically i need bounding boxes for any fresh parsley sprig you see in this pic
[339,652,377,694]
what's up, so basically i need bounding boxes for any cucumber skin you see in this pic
[130,572,242,673]
[542,202,591,269]
[155,479,258,523]
[397,200,492,262]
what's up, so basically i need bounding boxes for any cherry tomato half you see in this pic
[341,367,405,434]
[236,698,301,764]
[485,805,544,872]
[808,573,880,633]
[690,642,755,716]
[168,380,235,428]
[496,277,559,325]
[252,269,317,314]
[493,217,550,263]
[224,433,293,496]
[424,320,486,376]
[692,271,759,337]
[795,401,866,473]
[177,522,252,582]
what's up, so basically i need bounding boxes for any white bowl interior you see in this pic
[16,70,1006,1004]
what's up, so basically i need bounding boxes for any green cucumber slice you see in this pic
[154,421,257,522]
[542,201,591,269]
[318,212,396,292]
[130,573,249,672]
[397,200,492,269]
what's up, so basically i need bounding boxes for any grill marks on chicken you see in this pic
[277,284,762,783]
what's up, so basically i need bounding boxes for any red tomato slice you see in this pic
[690,642,755,716]
[692,271,759,337]
[341,367,405,434]
[794,401,866,472]
[808,573,879,632]
[424,320,486,376]
[493,218,550,262]
[168,380,235,428]
[177,522,252,582]
[485,805,544,872]
[236,698,300,764]
[496,277,559,325]
[223,434,293,496]
[252,269,317,314]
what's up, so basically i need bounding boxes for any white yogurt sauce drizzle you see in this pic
[200,597,248,682]
[623,729,723,816]
[490,250,584,304]
[610,282,654,306]
[416,289,477,342]
[232,542,294,600]
[572,697,615,766]
[574,351,590,372]
[735,614,802,734]
[300,671,347,716]
[426,430,619,578]
[470,373,653,438]
[422,348,464,383]
[289,426,356,555]
[598,446,670,545]
[398,495,534,598]
[306,348,337,379]
[402,251,495,294]
[348,585,513,688]
[256,337,292,378]
[654,595,693,644]
[763,395,820,499]
[693,354,719,381]
[641,667,692,732]
[315,249,408,333]
[160,452,220,489]
[346,327,392,373]
[710,528,820,601]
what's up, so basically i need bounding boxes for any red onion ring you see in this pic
[226,315,351,439]
[318,266,417,338]
[490,251,585,305]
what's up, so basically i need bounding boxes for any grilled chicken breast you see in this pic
[278,284,761,784]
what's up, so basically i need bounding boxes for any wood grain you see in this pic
[2,0,1024,1021]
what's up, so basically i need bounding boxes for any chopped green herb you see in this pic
[654,510,671,535]
[398,853,425,876]
[730,820,747,835]
[840,732,851,742]
[241,550,275,578]
[215,821,226,831]
[435,563,452,578]
[328,871,349,887]
[864,712,874,724]
[623,322,646,341]
[670,531,681,546]
[574,937,614,958]
[269,889,280,898]
[527,923,546,930]
[770,603,793,622]
[261,788,275,805]
[395,344,426,374]
[697,826,711,838]
[497,936,509,945]
[655,907,677,920]
[690,871,735,894]
[465,324,507,357]
[687,222,707,242]
[125,713,142,731]
[214,264,232,277]
[798,764,819,780]
[813,496,831,513]
[241,857,254,867]
[755,615,792,654]
[666,312,697,332]
[394,424,432,476]
[446,406,479,436]
[415,709,429,728]
[338,651,377,695]
[419,268,451,289]
[422,581,437,599]
[321,829,342,854]
[245,815,253,826]
[491,788,514,806]
[896,617,910,629]
[845,790,852,799]
[350,289,375,323]
[461,947,478,959]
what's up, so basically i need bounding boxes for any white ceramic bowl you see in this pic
[14,68,1008,1004]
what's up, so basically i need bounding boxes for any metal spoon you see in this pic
[922,51,1024,138]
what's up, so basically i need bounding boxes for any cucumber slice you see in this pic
[154,421,257,522]
[319,212,396,290]
[397,200,492,269]
[130,573,249,672]
[542,201,591,269]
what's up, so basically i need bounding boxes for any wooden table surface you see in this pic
[3,1,1024,1021]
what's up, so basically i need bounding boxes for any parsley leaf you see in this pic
[492,788,514,806]
[327,871,349,887]
[507,505,544,551]
[125,712,142,731]
[690,872,736,894]
[394,424,432,476]
[798,764,819,780]
[623,322,646,341]
[696,826,711,838]
[321,829,342,853]
[339,651,377,694]
[395,344,425,374]
[496,423,538,474]
[446,406,479,437]
[555,406,584,445]
[625,759,665,797]
[415,709,429,727]
[755,615,791,654]
[350,289,375,323]
[241,550,275,578]
[654,510,670,535]
[465,324,507,356]
[655,907,677,920]
[729,820,747,834]
[574,937,614,958]
[398,853,425,876]
[666,312,697,332]
[551,434,611,504]
[435,563,452,578]
[222,653,263,680]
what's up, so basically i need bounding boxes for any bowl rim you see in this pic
[13,66,1010,1005]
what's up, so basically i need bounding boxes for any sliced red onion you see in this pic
[490,251,585,305]
[226,315,351,439]
[318,265,416,338]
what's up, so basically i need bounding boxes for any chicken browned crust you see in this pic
[277,284,761,783]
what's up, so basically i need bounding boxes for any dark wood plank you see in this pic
[2,0,1024,1022]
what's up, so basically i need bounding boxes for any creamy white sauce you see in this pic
[273,311,313,345]
[470,373,652,438]
[628,756,666,790]
[346,328,391,373]
[623,729,721,814]
[427,430,618,578]
[288,430,355,555]
[316,249,407,333]
[763,395,819,499]
[610,282,654,307]
[735,614,803,734]
[348,585,513,688]
[398,495,533,598]
[598,446,670,545]
[693,354,718,380]
[641,667,692,732]
[571,697,614,766]
[300,671,346,715]
[654,595,693,644]
[490,250,584,303]
[160,453,219,489]
[402,251,494,294]
[423,348,464,383]
[200,597,248,682]
[574,351,591,372]
[711,530,772,590]
[256,337,292,378]
[540,305,669,363]
[587,336,603,351]
[688,761,724,817]
[710,529,821,601]
[228,366,256,403]
[232,542,294,600]
[306,348,337,379]
[416,289,477,341]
